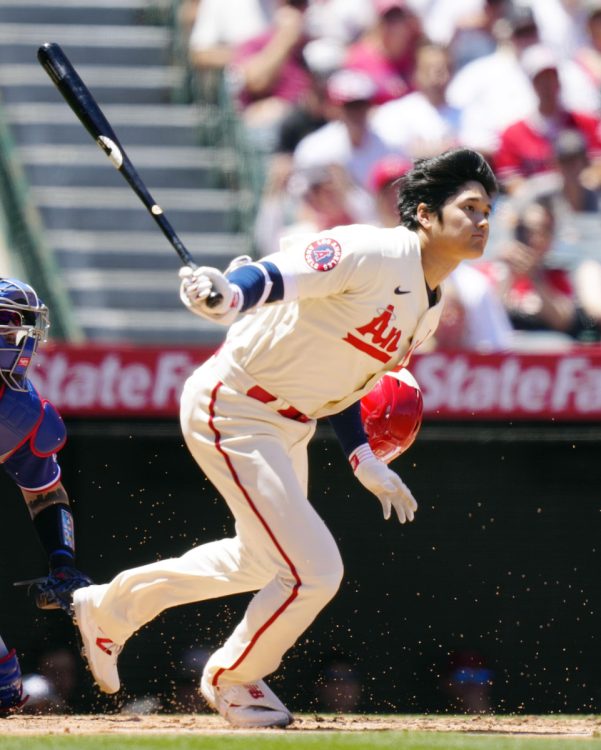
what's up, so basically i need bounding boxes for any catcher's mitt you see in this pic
[14,566,93,614]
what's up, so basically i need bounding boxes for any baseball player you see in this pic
[72,148,497,727]
[0,278,91,713]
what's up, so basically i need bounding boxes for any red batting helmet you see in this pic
[360,368,423,463]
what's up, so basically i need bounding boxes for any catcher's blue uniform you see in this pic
[0,379,66,490]
[0,278,90,712]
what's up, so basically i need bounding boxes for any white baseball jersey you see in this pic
[82,222,446,699]
[215,223,444,418]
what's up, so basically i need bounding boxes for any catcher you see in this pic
[0,277,91,713]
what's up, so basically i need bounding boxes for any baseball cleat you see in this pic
[72,587,122,694]
[200,674,293,728]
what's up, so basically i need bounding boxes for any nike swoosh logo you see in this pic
[394,287,411,295]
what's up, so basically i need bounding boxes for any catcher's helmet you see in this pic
[360,368,423,463]
[0,278,49,391]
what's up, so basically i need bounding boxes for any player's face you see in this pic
[0,310,24,345]
[429,181,492,261]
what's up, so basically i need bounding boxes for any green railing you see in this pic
[0,97,81,341]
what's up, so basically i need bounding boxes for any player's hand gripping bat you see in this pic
[37,42,222,307]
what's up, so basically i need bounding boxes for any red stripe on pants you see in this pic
[207,381,302,686]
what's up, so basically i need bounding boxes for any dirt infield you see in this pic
[2,714,600,736]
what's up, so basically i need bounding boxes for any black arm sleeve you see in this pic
[328,401,368,458]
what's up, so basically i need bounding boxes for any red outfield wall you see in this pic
[29,343,601,420]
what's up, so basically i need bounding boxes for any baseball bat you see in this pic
[37,42,223,307]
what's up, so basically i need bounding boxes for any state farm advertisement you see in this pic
[30,344,214,418]
[411,351,601,420]
[28,343,601,420]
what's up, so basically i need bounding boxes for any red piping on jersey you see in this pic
[207,380,301,687]
[29,398,67,458]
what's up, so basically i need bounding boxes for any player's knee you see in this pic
[318,564,344,600]
[302,554,344,603]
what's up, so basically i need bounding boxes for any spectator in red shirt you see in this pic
[228,0,313,151]
[494,44,601,195]
[478,199,578,337]
[344,0,423,105]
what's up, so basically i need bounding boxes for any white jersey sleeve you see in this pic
[263,225,388,303]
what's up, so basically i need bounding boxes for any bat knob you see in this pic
[206,290,223,309]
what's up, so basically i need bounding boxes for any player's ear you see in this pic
[416,202,432,229]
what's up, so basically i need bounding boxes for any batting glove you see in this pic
[350,443,418,524]
[179,266,242,326]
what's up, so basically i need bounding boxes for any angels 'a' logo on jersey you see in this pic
[304,238,342,272]
[343,304,402,363]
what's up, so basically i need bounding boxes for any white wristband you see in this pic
[349,443,374,472]
[228,283,244,313]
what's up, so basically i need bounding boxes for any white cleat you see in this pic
[72,587,123,694]
[201,674,293,728]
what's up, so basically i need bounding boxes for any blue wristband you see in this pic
[226,262,284,312]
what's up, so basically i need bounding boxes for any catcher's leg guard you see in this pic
[0,649,28,713]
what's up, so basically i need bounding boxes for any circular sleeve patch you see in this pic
[304,238,342,271]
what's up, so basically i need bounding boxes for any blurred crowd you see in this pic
[181,0,601,352]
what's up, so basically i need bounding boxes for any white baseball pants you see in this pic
[86,357,344,688]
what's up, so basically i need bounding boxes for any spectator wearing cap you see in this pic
[494,44,601,195]
[448,4,600,160]
[369,153,412,227]
[370,42,463,159]
[343,0,423,105]
[292,68,400,190]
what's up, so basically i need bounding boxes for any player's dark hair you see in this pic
[396,148,498,230]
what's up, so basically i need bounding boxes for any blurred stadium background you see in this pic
[1,0,600,717]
